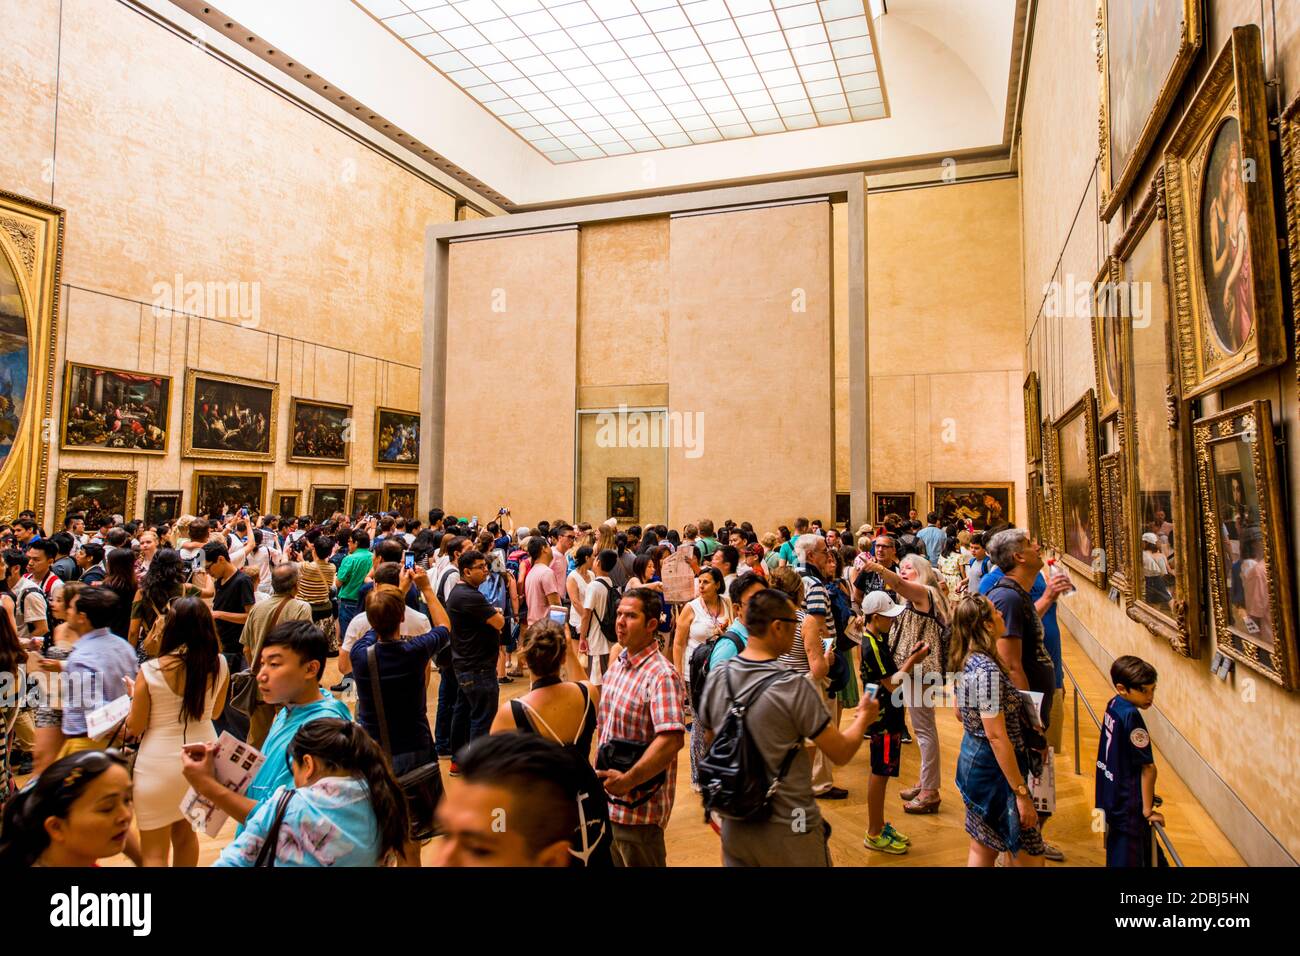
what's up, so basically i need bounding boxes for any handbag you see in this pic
[366,644,443,842]
[594,737,666,809]
[228,597,292,719]
[253,790,294,867]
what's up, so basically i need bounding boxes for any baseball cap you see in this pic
[861,591,905,618]
[1141,532,1158,546]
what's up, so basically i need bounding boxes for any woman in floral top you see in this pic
[949,594,1046,866]
[215,718,408,867]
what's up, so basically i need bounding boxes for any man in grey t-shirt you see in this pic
[698,588,879,867]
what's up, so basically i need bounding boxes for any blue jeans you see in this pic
[451,667,499,756]
[434,666,458,756]
[337,598,361,638]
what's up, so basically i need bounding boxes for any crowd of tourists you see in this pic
[0,504,1163,868]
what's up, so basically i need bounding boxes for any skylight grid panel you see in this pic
[477,18,524,42]
[549,2,599,27]
[774,3,821,29]
[418,6,468,30]
[605,15,653,39]
[367,0,414,17]
[825,16,869,41]
[385,13,432,38]
[512,9,562,32]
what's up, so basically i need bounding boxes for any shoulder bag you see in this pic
[253,789,295,867]
[228,597,292,719]
[366,644,443,842]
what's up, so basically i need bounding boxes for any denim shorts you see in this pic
[955,733,1044,856]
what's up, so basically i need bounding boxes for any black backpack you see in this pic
[687,629,743,713]
[590,579,622,645]
[698,665,800,822]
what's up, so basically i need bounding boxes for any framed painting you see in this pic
[192,471,265,517]
[607,477,638,523]
[1089,258,1124,421]
[273,491,301,519]
[1097,0,1202,219]
[182,369,278,461]
[288,398,351,465]
[0,190,62,524]
[55,470,136,527]
[1052,390,1105,586]
[384,483,417,519]
[61,362,170,454]
[1098,452,1130,597]
[1164,26,1286,399]
[1041,416,1060,550]
[351,488,382,519]
[374,407,419,468]
[143,490,182,527]
[928,483,1013,532]
[1194,400,1298,688]
[310,486,347,523]
[872,491,914,525]
[1027,469,1045,546]
[1024,371,1041,463]
[1117,170,1201,656]
[1280,93,1300,428]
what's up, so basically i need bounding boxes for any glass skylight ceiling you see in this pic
[357,0,887,163]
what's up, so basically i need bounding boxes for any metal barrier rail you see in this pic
[1062,659,1183,867]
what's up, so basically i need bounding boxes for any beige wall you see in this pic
[444,230,578,522]
[865,178,1026,523]
[576,412,667,528]
[1021,0,1300,861]
[2,0,455,523]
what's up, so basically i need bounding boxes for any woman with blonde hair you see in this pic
[859,551,949,814]
[948,593,1045,867]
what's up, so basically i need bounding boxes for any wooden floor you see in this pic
[104,620,1242,867]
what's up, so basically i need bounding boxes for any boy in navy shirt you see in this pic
[1095,655,1164,866]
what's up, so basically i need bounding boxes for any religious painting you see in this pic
[1024,371,1042,463]
[144,490,182,527]
[1097,0,1202,219]
[182,369,278,461]
[1098,453,1129,597]
[1089,259,1124,421]
[1194,400,1298,688]
[61,363,170,454]
[55,471,136,527]
[273,491,301,519]
[928,483,1013,532]
[0,190,62,524]
[1165,26,1285,399]
[607,477,638,523]
[288,398,350,465]
[384,483,417,520]
[192,471,265,518]
[374,407,419,468]
[872,491,914,525]
[310,486,347,523]
[1052,390,1105,586]
[351,488,382,519]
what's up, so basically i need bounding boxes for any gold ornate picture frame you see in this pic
[288,397,351,465]
[1041,415,1061,550]
[55,469,137,526]
[61,362,170,455]
[607,477,639,524]
[182,369,278,462]
[1023,371,1041,464]
[1164,25,1286,399]
[1098,452,1130,596]
[1090,257,1124,421]
[309,485,347,523]
[872,491,915,524]
[351,488,382,519]
[1279,92,1300,428]
[927,482,1013,532]
[192,470,265,517]
[1193,400,1297,688]
[1116,169,1201,657]
[384,483,417,519]
[1097,0,1202,220]
[374,406,419,469]
[143,490,182,526]
[273,490,302,519]
[1052,390,1105,587]
[0,190,62,524]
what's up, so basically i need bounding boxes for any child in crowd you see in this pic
[1095,655,1164,867]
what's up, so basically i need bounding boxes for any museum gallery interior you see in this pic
[1,0,1299,874]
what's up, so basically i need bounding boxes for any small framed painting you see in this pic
[872,492,915,525]
[384,483,418,519]
[288,398,351,465]
[928,483,1013,532]
[144,490,182,526]
[375,407,419,468]
[55,470,137,527]
[310,486,348,523]
[1052,390,1106,587]
[273,491,302,519]
[351,488,382,519]
[192,471,265,518]
[607,477,638,523]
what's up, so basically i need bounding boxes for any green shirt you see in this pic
[336,548,372,601]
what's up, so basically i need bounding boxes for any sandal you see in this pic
[902,794,941,814]
[898,785,922,802]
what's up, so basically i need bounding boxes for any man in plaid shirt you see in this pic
[595,587,686,867]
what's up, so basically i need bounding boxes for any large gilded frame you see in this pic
[1098,452,1130,596]
[1280,93,1300,430]
[384,483,417,519]
[61,361,171,456]
[1115,170,1201,657]
[288,397,351,465]
[1041,415,1061,550]
[1051,390,1105,588]
[1164,26,1285,399]
[1193,400,1297,688]
[1097,0,1202,220]
[1090,257,1123,421]
[0,190,62,523]
[182,368,279,462]
[55,469,137,524]
[1023,371,1041,464]
[191,470,265,517]
[374,406,419,470]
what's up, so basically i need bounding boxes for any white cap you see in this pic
[861,591,905,618]
[1141,531,1159,546]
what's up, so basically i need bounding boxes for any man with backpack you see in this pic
[578,549,621,684]
[697,588,879,866]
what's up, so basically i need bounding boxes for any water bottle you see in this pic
[1046,557,1076,596]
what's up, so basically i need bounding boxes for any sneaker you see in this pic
[882,822,911,846]
[1043,842,1065,862]
[329,676,354,693]
[900,732,913,744]
[498,676,513,684]
[864,831,908,855]
[814,786,849,800]
[449,762,461,777]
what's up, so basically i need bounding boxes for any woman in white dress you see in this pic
[125,596,228,866]
[565,546,594,642]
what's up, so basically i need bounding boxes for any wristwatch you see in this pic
[1013,783,1030,797]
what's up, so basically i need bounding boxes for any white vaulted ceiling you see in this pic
[172,0,1021,208]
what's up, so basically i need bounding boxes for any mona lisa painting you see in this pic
[1165,26,1285,399]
